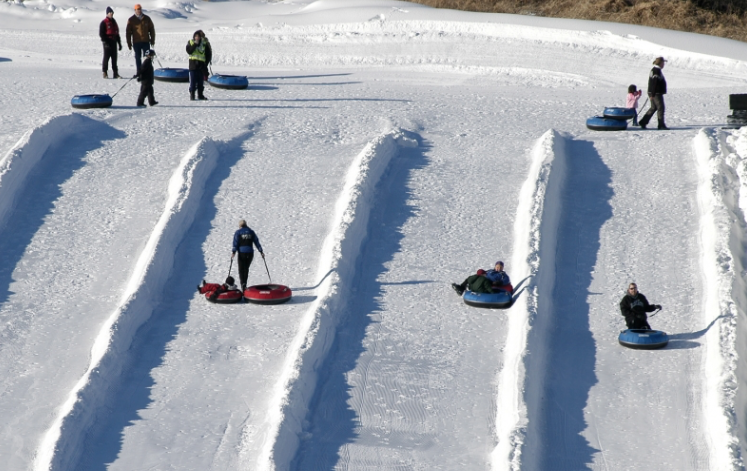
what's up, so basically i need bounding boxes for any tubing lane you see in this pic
[0,114,101,234]
[32,137,220,471]
[692,129,742,470]
[491,129,569,471]
[247,129,417,471]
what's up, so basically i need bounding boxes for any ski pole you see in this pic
[261,253,271,283]
[111,77,135,98]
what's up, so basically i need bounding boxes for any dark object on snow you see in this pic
[618,329,669,349]
[586,116,628,131]
[154,68,189,82]
[71,94,113,109]
[208,74,249,90]
[244,284,292,305]
[727,94,747,127]
[603,107,636,121]
[462,284,514,309]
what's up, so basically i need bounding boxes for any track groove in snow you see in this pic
[34,137,222,471]
[250,128,416,471]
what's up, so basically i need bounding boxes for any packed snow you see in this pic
[2,0,747,470]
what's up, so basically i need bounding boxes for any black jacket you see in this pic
[620,292,657,319]
[647,66,667,95]
[139,57,154,85]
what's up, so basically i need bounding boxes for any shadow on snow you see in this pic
[290,131,429,471]
[530,138,613,470]
[69,127,257,471]
[0,117,125,307]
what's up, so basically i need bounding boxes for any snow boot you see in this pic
[113,72,122,79]
[190,91,195,101]
[657,119,669,130]
[197,89,208,100]
[452,283,464,296]
[103,71,108,79]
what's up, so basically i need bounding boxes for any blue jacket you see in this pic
[485,269,510,286]
[232,227,263,254]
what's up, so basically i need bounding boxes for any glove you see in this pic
[136,76,141,82]
[260,251,265,258]
[128,45,132,50]
[655,304,662,310]
[118,44,122,51]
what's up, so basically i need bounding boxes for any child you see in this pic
[627,84,643,126]
[136,48,158,107]
[198,276,239,301]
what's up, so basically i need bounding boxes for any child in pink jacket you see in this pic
[627,84,643,126]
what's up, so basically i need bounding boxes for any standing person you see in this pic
[99,6,122,79]
[186,30,209,100]
[125,4,156,78]
[638,57,668,130]
[231,219,264,291]
[136,49,158,107]
[619,283,662,330]
[626,84,643,126]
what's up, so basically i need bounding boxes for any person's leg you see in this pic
[238,252,254,290]
[137,83,147,106]
[102,42,111,75]
[133,42,149,75]
[189,70,198,99]
[639,98,658,128]
[147,84,156,105]
[111,45,119,77]
[655,95,667,128]
[197,72,206,99]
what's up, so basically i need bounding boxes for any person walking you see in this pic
[99,6,122,79]
[638,57,668,130]
[186,30,210,100]
[231,219,264,291]
[125,3,156,77]
[626,84,642,126]
[136,49,158,107]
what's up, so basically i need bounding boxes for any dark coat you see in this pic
[125,14,156,47]
[620,292,657,318]
[99,17,122,47]
[139,57,154,85]
[232,226,263,254]
[647,66,667,95]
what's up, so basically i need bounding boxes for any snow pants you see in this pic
[639,94,665,128]
[137,82,156,106]
[102,40,119,74]
[237,252,254,290]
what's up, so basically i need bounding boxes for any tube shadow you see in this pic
[0,118,126,306]
[0,57,11,62]
[70,127,257,471]
[667,314,725,341]
[530,139,612,470]
[290,131,429,470]
[247,73,353,80]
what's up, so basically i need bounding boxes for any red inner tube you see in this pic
[244,284,292,301]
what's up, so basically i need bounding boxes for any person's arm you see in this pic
[149,17,156,45]
[125,19,133,49]
[253,231,264,254]
[232,230,239,255]
[620,297,631,317]
[99,20,107,42]
[186,40,197,54]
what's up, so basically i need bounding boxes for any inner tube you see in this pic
[602,107,636,121]
[71,94,113,109]
[463,286,513,309]
[244,284,292,305]
[618,329,669,349]
[206,289,244,304]
[586,116,628,131]
[154,68,190,83]
[208,74,249,90]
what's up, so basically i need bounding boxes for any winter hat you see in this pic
[134,3,142,9]
[106,6,114,14]
[477,269,486,276]
[144,49,155,56]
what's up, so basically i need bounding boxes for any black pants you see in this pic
[137,82,156,106]
[625,314,651,330]
[102,41,118,74]
[237,252,254,289]
[639,94,665,127]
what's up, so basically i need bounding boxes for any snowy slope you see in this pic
[2,1,747,470]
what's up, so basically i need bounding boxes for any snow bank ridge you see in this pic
[0,114,98,235]
[492,129,569,471]
[692,129,743,471]
[33,137,221,471]
[250,128,417,471]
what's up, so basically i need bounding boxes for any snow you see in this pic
[1,0,747,470]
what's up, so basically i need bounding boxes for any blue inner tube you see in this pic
[71,94,113,109]
[618,329,669,349]
[208,74,249,90]
[602,107,636,120]
[586,116,628,131]
[154,68,190,83]
[462,289,513,309]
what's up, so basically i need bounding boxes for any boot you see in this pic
[103,71,108,79]
[113,72,122,79]
[190,91,195,101]
[657,119,669,130]
[197,89,208,100]
[452,283,464,296]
